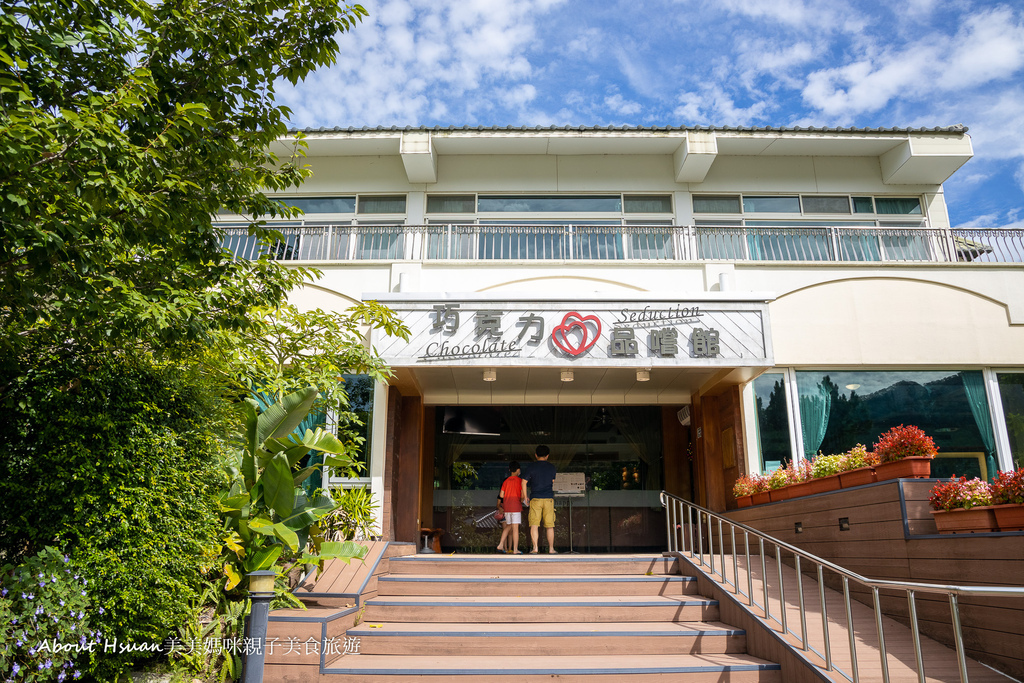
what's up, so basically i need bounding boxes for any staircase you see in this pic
[320,553,782,681]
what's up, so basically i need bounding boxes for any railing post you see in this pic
[908,590,926,683]
[950,593,970,683]
[745,532,753,606]
[818,565,832,671]
[796,555,808,650]
[777,544,787,634]
[717,518,725,582]
[844,577,859,683]
[872,587,890,683]
[760,538,769,619]
[730,525,738,594]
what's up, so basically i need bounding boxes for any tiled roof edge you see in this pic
[286,124,969,134]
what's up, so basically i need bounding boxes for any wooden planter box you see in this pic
[874,456,932,482]
[931,506,999,534]
[787,475,841,498]
[736,495,753,508]
[769,487,793,502]
[992,503,1024,532]
[839,466,877,489]
[751,491,771,506]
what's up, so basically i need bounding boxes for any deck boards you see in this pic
[680,549,1014,683]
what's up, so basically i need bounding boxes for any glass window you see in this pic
[277,196,356,213]
[874,197,922,215]
[624,195,672,213]
[693,195,741,214]
[432,406,663,553]
[358,195,407,214]
[997,373,1024,470]
[795,371,997,479]
[477,195,621,213]
[752,373,793,473]
[853,197,875,213]
[801,196,851,214]
[337,374,375,476]
[427,195,475,213]
[742,196,801,213]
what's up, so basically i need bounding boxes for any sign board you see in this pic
[554,472,586,495]
[369,295,773,368]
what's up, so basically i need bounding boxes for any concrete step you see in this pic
[319,653,782,682]
[362,594,719,623]
[377,573,699,596]
[387,553,680,576]
[347,620,747,655]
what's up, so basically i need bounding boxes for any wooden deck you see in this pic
[677,547,1014,683]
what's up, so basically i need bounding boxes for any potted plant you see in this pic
[733,474,760,507]
[838,444,879,488]
[749,473,772,506]
[767,462,800,502]
[873,424,937,481]
[928,476,999,533]
[989,468,1024,531]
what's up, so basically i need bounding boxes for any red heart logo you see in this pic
[551,312,602,357]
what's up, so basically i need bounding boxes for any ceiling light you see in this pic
[846,384,861,391]
[560,370,574,382]
[482,369,497,382]
[636,369,650,382]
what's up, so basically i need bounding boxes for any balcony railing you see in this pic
[218,224,1024,264]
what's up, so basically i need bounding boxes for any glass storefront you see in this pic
[431,406,664,553]
[795,370,996,480]
[752,372,793,473]
[997,373,1024,470]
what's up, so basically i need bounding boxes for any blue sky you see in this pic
[278,0,1024,228]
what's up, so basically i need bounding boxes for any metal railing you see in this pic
[659,491,1024,683]
[217,224,1024,264]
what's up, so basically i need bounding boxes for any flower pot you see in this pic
[769,487,793,502]
[751,491,771,506]
[930,506,999,534]
[874,456,932,482]
[736,495,753,508]
[992,504,1024,532]
[839,466,877,489]
[788,475,841,498]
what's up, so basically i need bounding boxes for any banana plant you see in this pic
[219,386,367,590]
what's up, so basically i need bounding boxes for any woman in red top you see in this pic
[496,461,524,554]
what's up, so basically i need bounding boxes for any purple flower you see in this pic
[59,599,65,606]
[79,635,86,646]
[81,590,86,596]
[38,573,45,579]
[51,576,57,583]
[1,587,7,597]
[63,555,70,564]
[11,664,19,675]
[73,671,81,679]
[59,673,66,682]
[21,592,29,600]
[98,607,105,614]
[45,659,53,669]
[16,639,23,646]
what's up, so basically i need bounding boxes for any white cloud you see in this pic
[278,0,564,126]
[801,6,1024,117]
[672,87,770,126]
[605,93,642,115]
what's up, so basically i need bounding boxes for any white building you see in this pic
[220,125,1024,552]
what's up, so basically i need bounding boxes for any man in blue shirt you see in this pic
[521,445,557,554]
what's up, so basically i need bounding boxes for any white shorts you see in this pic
[503,512,522,525]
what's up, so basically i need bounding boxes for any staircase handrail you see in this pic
[659,490,1024,683]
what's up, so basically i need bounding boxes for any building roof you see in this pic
[291,124,969,135]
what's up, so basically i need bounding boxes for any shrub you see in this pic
[840,444,879,471]
[767,463,799,490]
[733,474,764,498]
[990,469,1024,505]
[0,547,98,682]
[810,454,844,479]
[873,424,938,463]
[1,354,223,679]
[929,477,993,511]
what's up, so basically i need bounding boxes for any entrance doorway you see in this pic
[430,405,668,553]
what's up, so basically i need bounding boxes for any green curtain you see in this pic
[799,383,832,458]
[961,372,998,479]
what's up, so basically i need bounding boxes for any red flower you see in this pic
[873,424,938,463]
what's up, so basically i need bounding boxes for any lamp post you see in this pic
[243,570,277,683]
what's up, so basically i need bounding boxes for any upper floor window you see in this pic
[694,194,923,219]
[425,193,673,224]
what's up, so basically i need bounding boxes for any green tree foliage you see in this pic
[1,353,226,679]
[0,0,367,363]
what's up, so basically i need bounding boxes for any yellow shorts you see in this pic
[528,498,555,528]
